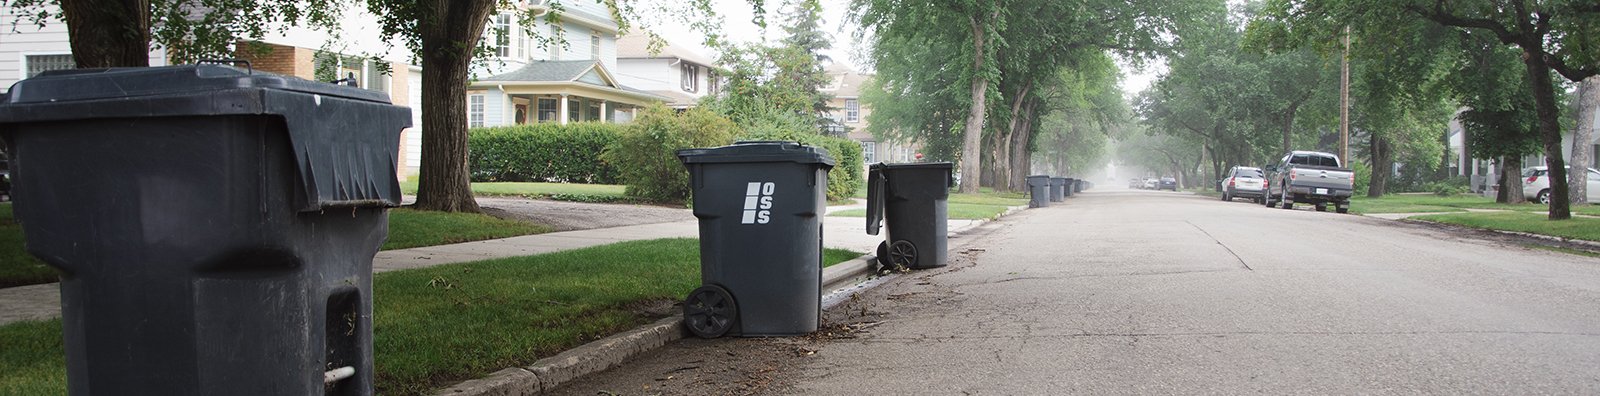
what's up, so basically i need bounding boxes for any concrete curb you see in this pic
[435,205,1028,395]
[1398,218,1600,250]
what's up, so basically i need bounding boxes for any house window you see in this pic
[518,27,528,59]
[495,14,512,57]
[549,25,562,60]
[587,102,601,121]
[568,99,581,122]
[681,64,698,93]
[469,95,485,127]
[364,62,389,93]
[590,35,601,60]
[24,54,74,78]
[708,70,720,95]
[537,98,558,122]
[845,99,860,123]
[861,141,876,164]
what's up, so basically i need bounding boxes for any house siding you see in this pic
[0,4,167,92]
[615,58,677,91]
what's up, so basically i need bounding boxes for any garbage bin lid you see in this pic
[869,162,953,170]
[678,141,836,166]
[2,65,392,105]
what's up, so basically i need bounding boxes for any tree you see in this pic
[777,0,835,125]
[1445,31,1545,203]
[1572,76,1597,204]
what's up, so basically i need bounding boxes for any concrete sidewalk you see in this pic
[0,202,996,326]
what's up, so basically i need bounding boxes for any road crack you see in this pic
[1186,220,1253,271]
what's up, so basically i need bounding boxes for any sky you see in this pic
[646,0,1172,97]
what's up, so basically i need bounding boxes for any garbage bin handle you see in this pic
[865,168,885,236]
[197,58,253,74]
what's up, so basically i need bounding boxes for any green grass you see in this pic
[384,208,552,250]
[0,238,862,395]
[400,181,630,203]
[1413,212,1600,242]
[0,204,55,289]
[1348,194,1600,216]
[0,205,552,287]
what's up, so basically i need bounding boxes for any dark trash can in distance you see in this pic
[1049,177,1066,202]
[0,65,409,396]
[678,141,835,338]
[1027,175,1052,208]
[1063,178,1075,197]
[866,162,953,270]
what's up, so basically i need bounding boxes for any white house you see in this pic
[613,32,719,108]
[465,2,664,126]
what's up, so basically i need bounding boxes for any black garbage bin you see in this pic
[1063,178,1075,197]
[865,162,953,271]
[1049,177,1066,202]
[1074,179,1085,193]
[0,65,408,396]
[677,141,834,338]
[1027,175,1052,208]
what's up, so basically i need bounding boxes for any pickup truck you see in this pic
[1264,151,1354,213]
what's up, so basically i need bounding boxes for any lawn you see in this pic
[1349,194,1600,216]
[0,238,863,395]
[0,204,552,288]
[400,180,630,203]
[832,189,1028,220]
[1412,212,1600,242]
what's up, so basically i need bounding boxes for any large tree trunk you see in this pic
[1368,134,1391,197]
[1008,99,1037,190]
[413,1,494,213]
[1571,76,1597,204]
[1498,156,1527,203]
[958,12,993,194]
[1521,39,1571,219]
[60,0,151,67]
[996,82,1030,192]
[1280,100,1302,155]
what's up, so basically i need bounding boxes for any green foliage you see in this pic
[704,42,833,130]
[384,208,551,250]
[1423,177,1471,197]
[1350,159,1373,196]
[0,204,55,288]
[601,105,738,203]
[741,129,864,202]
[7,0,343,64]
[467,122,623,184]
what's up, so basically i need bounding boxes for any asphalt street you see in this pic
[556,187,1600,394]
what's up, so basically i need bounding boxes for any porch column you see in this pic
[558,94,570,125]
[599,101,608,123]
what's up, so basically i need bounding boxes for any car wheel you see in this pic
[1336,205,1350,214]
[1315,203,1327,212]
[1535,189,1550,204]
[1280,190,1293,210]
[1222,191,1230,201]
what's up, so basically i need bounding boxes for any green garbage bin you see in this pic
[0,65,408,396]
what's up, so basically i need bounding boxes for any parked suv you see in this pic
[1158,177,1178,191]
[1522,166,1600,204]
[1222,166,1266,203]
[1265,151,1354,213]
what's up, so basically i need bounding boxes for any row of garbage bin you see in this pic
[1026,175,1093,208]
[0,65,960,394]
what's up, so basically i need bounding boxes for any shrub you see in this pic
[741,129,864,202]
[1425,176,1471,196]
[468,122,623,184]
[602,105,738,203]
[1351,160,1373,197]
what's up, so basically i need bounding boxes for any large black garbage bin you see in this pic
[0,65,408,396]
[1027,175,1052,208]
[1049,177,1066,202]
[1063,178,1075,197]
[865,162,953,271]
[677,141,834,338]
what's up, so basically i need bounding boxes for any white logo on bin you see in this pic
[741,182,776,224]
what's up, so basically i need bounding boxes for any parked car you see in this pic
[1265,150,1354,213]
[1522,166,1600,204]
[1222,166,1266,203]
[0,159,9,202]
[1128,178,1143,189]
[1158,177,1178,191]
[1143,178,1158,189]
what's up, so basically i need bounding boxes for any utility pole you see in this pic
[1340,26,1351,164]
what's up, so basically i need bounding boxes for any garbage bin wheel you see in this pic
[876,241,896,272]
[887,240,918,270]
[683,285,737,339]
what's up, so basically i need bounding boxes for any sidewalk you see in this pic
[0,199,990,326]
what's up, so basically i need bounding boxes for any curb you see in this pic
[435,205,1026,395]
[1398,218,1600,251]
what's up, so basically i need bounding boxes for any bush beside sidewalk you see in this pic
[0,238,862,395]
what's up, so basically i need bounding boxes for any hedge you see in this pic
[468,123,624,184]
[742,130,864,202]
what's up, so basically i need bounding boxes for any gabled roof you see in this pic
[615,32,718,67]
[479,60,618,87]
[821,63,874,98]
